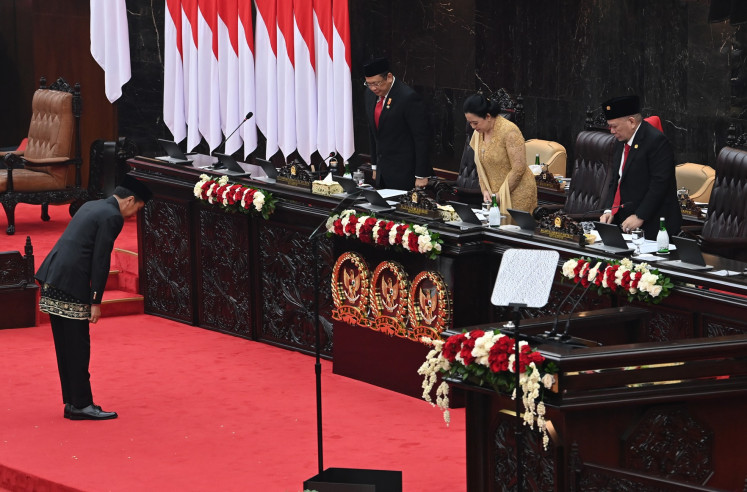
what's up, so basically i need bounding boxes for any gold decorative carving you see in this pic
[331,252,371,327]
[369,261,410,337]
[408,271,453,341]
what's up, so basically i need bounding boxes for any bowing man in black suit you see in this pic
[36,174,152,420]
[599,95,681,239]
[363,57,432,190]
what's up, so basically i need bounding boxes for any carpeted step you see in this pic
[112,248,140,294]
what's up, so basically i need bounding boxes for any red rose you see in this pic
[442,333,466,363]
[407,230,419,251]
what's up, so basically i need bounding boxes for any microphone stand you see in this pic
[210,112,254,169]
[542,280,583,338]
[554,268,604,343]
[306,190,363,475]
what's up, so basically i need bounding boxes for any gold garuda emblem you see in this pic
[331,252,371,327]
[407,271,452,343]
[369,261,410,337]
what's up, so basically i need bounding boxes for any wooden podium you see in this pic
[447,307,747,491]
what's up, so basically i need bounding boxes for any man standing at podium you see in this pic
[363,57,432,190]
[599,95,681,239]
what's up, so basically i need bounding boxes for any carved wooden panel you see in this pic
[643,309,691,342]
[257,221,335,355]
[703,314,747,337]
[578,470,671,492]
[196,207,252,337]
[622,406,713,485]
[493,413,556,492]
[142,199,193,323]
[0,253,26,287]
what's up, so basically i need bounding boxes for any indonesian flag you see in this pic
[294,0,317,166]
[181,0,202,151]
[90,0,131,103]
[237,0,257,157]
[196,0,222,151]
[255,0,279,159]
[164,0,186,142]
[332,0,354,159]
[276,0,296,161]
[217,0,242,155]
[161,0,353,160]
[313,0,335,160]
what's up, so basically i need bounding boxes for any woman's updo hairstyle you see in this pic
[462,93,502,118]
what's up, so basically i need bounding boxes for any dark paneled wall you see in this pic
[0,0,116,179]
[3,1,745,173]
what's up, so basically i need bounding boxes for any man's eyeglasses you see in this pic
[363,79,387,88]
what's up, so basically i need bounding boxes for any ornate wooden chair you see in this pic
[0,77,84,235]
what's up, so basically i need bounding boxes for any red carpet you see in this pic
[0,202,467,490]
[0,317,466,491]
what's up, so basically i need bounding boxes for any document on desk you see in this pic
[376,189,407,199]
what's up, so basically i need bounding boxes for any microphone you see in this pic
[313,152,337,174]
[584,202,633,217]
[211,112,254,168]
[556,261,607,340]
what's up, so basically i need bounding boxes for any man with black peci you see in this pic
[363,57,432,191]
[36,174,152,420]
[599,95,681,239]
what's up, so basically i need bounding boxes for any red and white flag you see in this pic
[90,0,131,103]
[196,0,223,151]
[162,0,353,160]
[164,0,186,142]
[254,0,279,159]
[217,0,242,155]
[313,0,335,160]
[276,0,296,161]
[332,0,354,159]
[237,0,258,157]
[181,0,202,151]
[294,0,317,166]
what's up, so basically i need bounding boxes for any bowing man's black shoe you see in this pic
[63,403,72,419]
[66,404,118,420]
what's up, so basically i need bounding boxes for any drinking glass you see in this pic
[631,228,645,256]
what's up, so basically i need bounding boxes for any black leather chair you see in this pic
[535,109,617,221]
[684,127,747,261]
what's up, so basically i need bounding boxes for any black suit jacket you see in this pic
[365,79,432,190]
[602,120,682,239]
[36,196,125,304]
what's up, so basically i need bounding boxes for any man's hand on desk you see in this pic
[415,177,429,187]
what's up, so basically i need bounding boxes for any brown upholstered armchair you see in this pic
[0,77,84,235]
[682,128,747,261]
[441,89,524,206]
[525,139,567,177]
[535,109,617,221]
[675,163,716,203]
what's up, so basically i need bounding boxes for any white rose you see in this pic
[648,284,663,297]
[218,175,229,186]
[253,192,265,211]
[562,260,578,278]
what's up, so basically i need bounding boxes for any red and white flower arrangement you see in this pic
[194,174,276,219]
[326,209,443,259]
[561,256,673,304]
[419,330,557,450]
